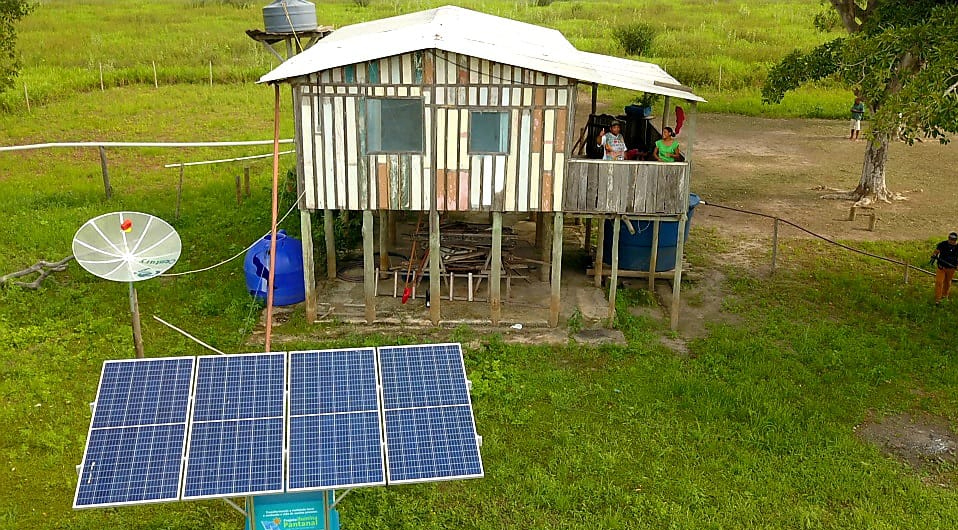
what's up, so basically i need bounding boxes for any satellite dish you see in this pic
[73,212,181,282]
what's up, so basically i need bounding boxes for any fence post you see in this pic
[209,60,213,86]
[152,61,158,88]
[99,63,104,91]
[771,217,779,273]
[903,262,909,284]
[23,84,30,113]
[175,164,184,219]
[99,146,113,199]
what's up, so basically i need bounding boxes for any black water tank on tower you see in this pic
[263,0,317,33]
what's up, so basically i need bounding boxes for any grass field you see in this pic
[2,1,957,529]
[3,0,849,117]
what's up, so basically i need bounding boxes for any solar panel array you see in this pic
[74,357,195,508]
[182,353,286,500]
[288,348,386,491]
[380,344,484,484]
[74,344,482,509]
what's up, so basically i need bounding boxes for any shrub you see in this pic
[615,22,657,56]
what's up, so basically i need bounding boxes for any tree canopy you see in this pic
[764,0,958,145]
[0,0,34,92]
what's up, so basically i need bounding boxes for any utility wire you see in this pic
[161,191,305,277]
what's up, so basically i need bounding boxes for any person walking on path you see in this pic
[930,231,958,305]
[849,97,865,141]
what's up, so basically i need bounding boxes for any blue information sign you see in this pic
[247,491,339,530]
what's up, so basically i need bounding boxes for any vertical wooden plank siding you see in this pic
[345,96,359,210]
[300,52,576,212]
[300,94,317,209]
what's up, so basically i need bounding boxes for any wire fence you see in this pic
[702,201,934,283]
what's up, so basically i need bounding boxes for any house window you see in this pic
[469,111,509,154]
[365,98,424,153]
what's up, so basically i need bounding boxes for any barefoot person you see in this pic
[597,121,627,161]
[930,231,958,305]
[849,97,865,140]
[654,126,682,162]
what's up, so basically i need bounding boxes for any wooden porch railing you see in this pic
[563,159,690,215]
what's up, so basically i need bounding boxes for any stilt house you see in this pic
[259,5,705,328]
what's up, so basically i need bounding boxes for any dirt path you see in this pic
[693,113,958,242]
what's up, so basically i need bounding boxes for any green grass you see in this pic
[2,1,957,529]
[3,0,849,117]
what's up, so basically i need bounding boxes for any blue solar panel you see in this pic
[288,412,385,490]
[384,406,483,483]
[289,348,378,415]
[182,353,286,499]
[182,418,285,498]
[191,354,285,422]
[74,425,186,507]
[379,344,470,409]
[287,349,385,491]
[91,358,194,428]
[74,357,195,509]
[379,343,483,484]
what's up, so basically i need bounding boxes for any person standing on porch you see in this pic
[930,231,958,305]
[598,121,627,161]
[654,126,682,162]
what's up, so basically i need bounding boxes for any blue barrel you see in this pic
[602,193,700,272]
[244,229,306,306]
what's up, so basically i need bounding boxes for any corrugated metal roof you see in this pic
[258,5,705,102]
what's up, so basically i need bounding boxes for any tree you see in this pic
[763,0,958,206]
[0,0,34,92]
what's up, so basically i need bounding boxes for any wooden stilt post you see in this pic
[99,146,112,199]
[771,217,779,273]
[429,208,441,325]
[387,210,397,246]
[584,217,592,253]
[491,212,502,325]
[324,209,336,279]
[540,213,553,282]
[608,215,621,326]
[549,212,564,327]
[661,95,671,131]
[685,101,698,162]
[649,219,660,292]
[670,214,688,331]
[595,216,605,287]
[362,210,375,324]
[300,209,317,322]
[535,212,545,250]
[379,210,389,273]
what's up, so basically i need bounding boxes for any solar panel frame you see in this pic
[286,348,386,492]
[73,357,196,509]
[181,352,287,500]
[378,343,484,485]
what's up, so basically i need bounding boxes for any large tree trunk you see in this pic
[821,132,901,205]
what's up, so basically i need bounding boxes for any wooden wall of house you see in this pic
[296,50,575,212]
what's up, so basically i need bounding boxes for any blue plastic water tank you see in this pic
[602,193,700,272]
[244,229,306,306]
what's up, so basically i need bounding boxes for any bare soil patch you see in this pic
[856,412,958,484]
[694,113,958,243]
